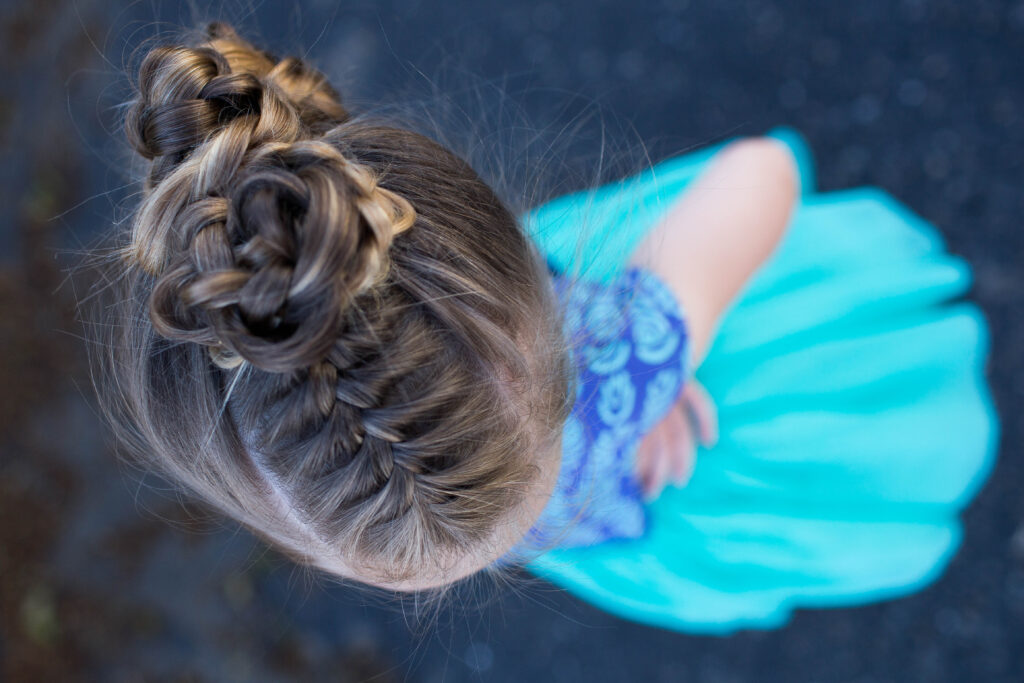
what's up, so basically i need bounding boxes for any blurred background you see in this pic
[2,0,1022,680]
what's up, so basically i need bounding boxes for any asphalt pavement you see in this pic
[1,1,1021,680]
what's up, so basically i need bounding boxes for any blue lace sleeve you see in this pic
[505,266,691,559]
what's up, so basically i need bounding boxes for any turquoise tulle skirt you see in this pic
[519,127,1000,634]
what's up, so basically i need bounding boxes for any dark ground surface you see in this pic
[2,0,1022,681]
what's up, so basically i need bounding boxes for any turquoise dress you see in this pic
[516,127,1000,634]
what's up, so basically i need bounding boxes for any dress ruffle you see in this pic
[520,127,1000,634]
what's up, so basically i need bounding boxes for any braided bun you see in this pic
[125,23,414,372]
[103,23,573,586]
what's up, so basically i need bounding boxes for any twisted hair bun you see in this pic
[105,23,573,585]
[125,22,415,372]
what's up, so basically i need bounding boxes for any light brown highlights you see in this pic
[94,22,573,588]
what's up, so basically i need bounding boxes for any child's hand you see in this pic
[635,380,718,502]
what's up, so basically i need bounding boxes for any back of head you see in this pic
[100,22,572,586]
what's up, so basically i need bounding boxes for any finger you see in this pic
[668,407,697,487]
[645,428,674,502]
[683,381,718,447]
[635,430,656,488]
[638,428,664,496]
[660,404,686,481]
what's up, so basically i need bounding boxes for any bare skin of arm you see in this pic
[630,137,800,498]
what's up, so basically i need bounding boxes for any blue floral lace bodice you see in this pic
[505,266,691,560]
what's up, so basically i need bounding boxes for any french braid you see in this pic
[99,23,573,583]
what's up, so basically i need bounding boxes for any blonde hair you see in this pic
[97,23,573,585]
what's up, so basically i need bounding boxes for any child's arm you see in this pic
[629,137,799,367]
[630,137,798,498]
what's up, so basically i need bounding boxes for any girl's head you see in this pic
[100,22,572,590]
